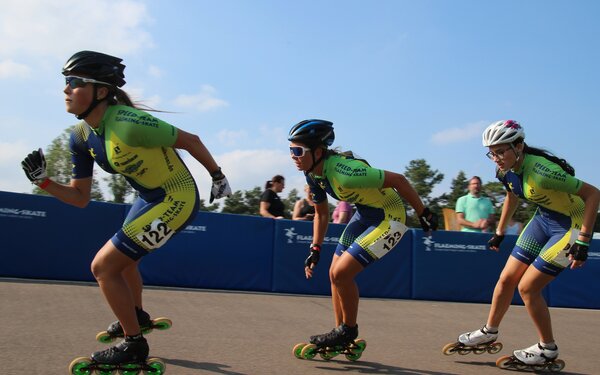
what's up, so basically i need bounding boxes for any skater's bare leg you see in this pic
[329,255,343,326]
[518,267,556,343]
[330,252,363,327]
[122,261,143,309]
[486,256,528,328]
[91,240,140,336]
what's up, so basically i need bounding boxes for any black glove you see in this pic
[21,148,48,184]
[419,207,439,232]
[209,167,232,203]
[488,234,505,249]
[567,240,589,262]
[304,244,321,269]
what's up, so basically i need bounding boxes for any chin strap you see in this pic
[75,86,104,120]
[305,148,326,174]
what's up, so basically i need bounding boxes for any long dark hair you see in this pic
[517,139,575,176]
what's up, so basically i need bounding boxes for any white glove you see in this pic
[209,168,232,203]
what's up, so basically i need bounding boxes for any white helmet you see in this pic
[482,120,525,147]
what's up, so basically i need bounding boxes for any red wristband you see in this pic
[38,178,51,190]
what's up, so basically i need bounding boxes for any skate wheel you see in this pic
[548,359,565,372]
[300,344,317,359]
[320,351,335,360]
[69,357,93,375]
[353,339,367,353]
[120,364,140,375]
[345,349,362,362]
[152,317,172,331]
[442,342,458,356]
[487,342,503,354]
[293,343,307,359]
[496,355,513,369]
[96,330,116,344]
[457,347,470,355]
[144,358,167,375]
[96,364,115,375]
[473,347,486,355]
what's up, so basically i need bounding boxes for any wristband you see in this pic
[38,178,51,190]
[310,244,321,251]
[210,167,223,179]
[575,239,590,247]
[579,232,591,238]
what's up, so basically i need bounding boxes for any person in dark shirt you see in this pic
[260,175,286,219]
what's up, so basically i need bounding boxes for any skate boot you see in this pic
[96,307,172,343]
[92,335,149,364]
[294,324,367,361]
[68,336,167,375]
[497,343,565,372]
[443,325,502,355]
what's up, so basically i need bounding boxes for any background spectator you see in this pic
[260,175,286,219]
[332,200,353,224]
[455,176,495,232]
[292,184,315,220]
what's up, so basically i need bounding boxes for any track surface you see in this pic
[1,279,597,374]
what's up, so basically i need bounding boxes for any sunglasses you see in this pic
[65,76,111,89]
[289,146,311,157]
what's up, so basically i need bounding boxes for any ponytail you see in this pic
[107,87,167,113]
[523,143,575,176]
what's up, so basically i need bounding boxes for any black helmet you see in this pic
[62,50,126,87]
[288,119,335,147]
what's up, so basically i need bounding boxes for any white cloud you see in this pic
[217,129,249,147]
[126,87,162,109]
[173,85,229,112]
[430,121,488,145]
[0,59,31,78]
[148,65,162,78]
[0,0,153,60]
[182,148,305,204]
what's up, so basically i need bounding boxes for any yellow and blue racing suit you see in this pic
[70,105,199,260]
[499,154,584,276]
[307,152,407,267]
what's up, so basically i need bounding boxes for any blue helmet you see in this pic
[288,119,335,147]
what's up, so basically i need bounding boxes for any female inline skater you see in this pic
[21,50,232,368]
[288,119,438,352]
[452,120,599,370]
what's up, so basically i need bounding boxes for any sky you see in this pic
[1,0,598,205]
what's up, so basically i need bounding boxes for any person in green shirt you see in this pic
[455,176,496,232]
[21,51,232,367]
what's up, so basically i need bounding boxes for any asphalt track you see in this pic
[1,278,598,375]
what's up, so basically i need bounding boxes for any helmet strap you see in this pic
[75,85,103,120]
[306,148,326,174]
[509,143,523,170]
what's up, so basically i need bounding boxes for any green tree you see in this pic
[104,174,134,203]
[198,199,220,212]
[33,126,104,201]
[445,170,468,209]
[221,187,263,216]
[404,159,444,204]
[404,159,444,227]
